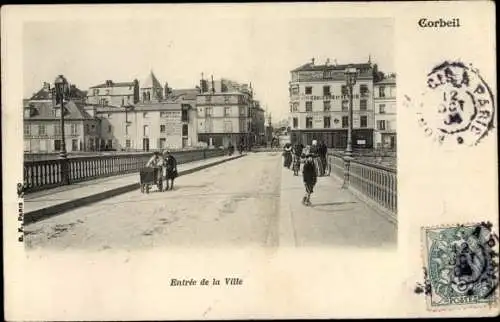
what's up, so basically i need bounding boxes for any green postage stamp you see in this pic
[421,222,499,310]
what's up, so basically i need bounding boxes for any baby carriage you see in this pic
[139,166,163,194]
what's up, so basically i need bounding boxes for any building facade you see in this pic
[196,78,263,148]
[23,81,98,153]
[86,79,139,107]
[373,76,397,149]
[288,59,375,149]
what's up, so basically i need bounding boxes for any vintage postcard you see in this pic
[2,2,497,320]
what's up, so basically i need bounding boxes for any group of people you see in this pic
[227,142,244,156]
[146,150,178,191]
[282,140,329,206]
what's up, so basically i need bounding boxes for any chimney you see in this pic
[311,57,315,65]
[211,75,215,94]
[325,58,330,66]
[43,82,51,91]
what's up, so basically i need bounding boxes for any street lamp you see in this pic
[54,74,70,184]
[342,66,359,188]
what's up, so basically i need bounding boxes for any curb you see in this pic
[25,155,244,225]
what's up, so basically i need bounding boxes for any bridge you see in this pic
[23,149,397,250]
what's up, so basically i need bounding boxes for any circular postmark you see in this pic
[414,61,495,146]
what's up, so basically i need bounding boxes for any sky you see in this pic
[23,17,394,122]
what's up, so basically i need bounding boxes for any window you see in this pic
[342,100,349,111]
[360,116,367,128]
[305,101,313,112]
[160,125,166,133]
[182,124,188,136]
[360,99,367,111]
[182,110,189,122]
[24,139,30,152]
[143,112,148,118]
[324,116,331,128]
[360,84,369,97]
[292,102,299,112]
[323,101,331,111]
[291,86,299,95]
[377,120,386,130]
[379,104,386,114]
[224,106,231,117]
[224,96,230,103]
[379,86,386,98]
[205,96,212,103]
[206,107,213,116]
[341,85,348,96]
[160,111,167,117]
[305,86,312,95]
[159,138,166,149]
[293,117,298,128]
[108,125,112,133]
[54,139,61,151]
[125,124,130,135]
[54,124,61,135]
[107,140,112,149]
[85,124,90,134]
[224,121,232,133]
[71,124,78,135]
[306,117,313,129]
[126,139,131,148]
[239,107,246,116]
[342,116,349,128]
[143,125,149,136]
[72,139,78,151]
[24,124,30,136]
[323,86,331,96]
[121,98,125,106]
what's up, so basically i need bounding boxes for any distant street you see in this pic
[25,153,282,250]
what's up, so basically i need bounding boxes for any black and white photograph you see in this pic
[20,17,397,250]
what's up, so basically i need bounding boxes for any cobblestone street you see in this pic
[25,153,282,250]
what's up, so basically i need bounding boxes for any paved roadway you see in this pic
[25,153,282,250]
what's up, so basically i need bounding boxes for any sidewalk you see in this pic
[24,154,243,224]
[279,166,397,248]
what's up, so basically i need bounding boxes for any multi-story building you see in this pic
[23,82,99,153]
[86,79,139,106]
[288,58,375,149]
[196,77,262,148]
[86,72,199,151]
[373,76,396,149]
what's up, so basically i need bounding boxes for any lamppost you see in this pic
[54,75,70,185]
[342,66,359,188]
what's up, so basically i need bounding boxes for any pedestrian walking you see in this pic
[162,150,178,191]
[310,140,324,176]
[292,143,303,176]
[282,143,292,168]
[302,152,317,206]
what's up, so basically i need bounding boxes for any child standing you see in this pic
[302,153,317,206]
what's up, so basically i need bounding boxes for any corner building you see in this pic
[288,60,375,149]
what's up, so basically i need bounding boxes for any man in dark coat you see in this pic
[302,152,317,206]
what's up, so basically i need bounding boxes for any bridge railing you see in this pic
[328,152,397,218]
[23,148,227,194]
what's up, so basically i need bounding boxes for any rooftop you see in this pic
[141,71,162,89]
[89,81,135,89]
[375,76,396,85]
[292,62,372,73]
[24,100,93,120]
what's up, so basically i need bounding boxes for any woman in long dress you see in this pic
[310,140,324,176]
